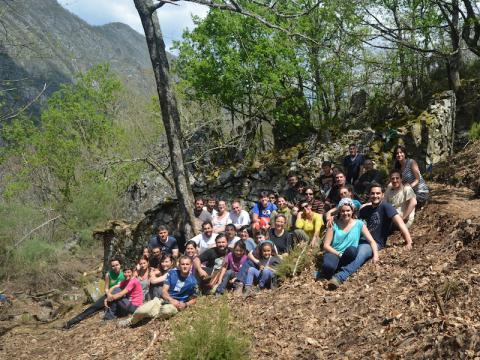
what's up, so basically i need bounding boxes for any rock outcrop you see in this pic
[95,91,457,268]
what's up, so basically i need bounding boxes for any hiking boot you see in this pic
[233,283,244,297]
[103,308,116,321]
[326,277,341,291]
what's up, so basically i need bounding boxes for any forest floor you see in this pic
[1,181,480,358]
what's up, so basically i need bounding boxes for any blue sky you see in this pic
[58,0,209,51]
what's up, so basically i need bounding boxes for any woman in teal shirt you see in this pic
[321,198,378,279]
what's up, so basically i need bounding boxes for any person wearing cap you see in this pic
[321,198,379,290]
[294,201,324,247]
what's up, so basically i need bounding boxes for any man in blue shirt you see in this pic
[163,256,198,308]
[328,183,412,289]
[252,191,277,230]
[148,226,179,258]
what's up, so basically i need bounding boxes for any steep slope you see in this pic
[1,185,479,358]
[0,0,155,114]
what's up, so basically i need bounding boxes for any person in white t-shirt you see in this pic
[385,170,417,228]
[225,223,241,248]
[229,201,251,230]
[190,221,219,254]
[212,200,232,233]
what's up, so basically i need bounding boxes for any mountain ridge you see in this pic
[0,0,158,115]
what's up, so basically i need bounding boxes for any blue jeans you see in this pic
[216,269,236,294]
[245,267,275,288]
[236,260,255,284]
[333,241,374,282]
[104,288,137,320]
[321,246,358,279]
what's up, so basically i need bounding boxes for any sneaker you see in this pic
[233,283,244,297]
[326,277,341,291]
[103,309,116,321]
[243,286,253,298]
[117,318,132,328]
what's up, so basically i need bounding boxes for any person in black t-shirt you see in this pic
[193,233,229,292]
[148,226,179,258]
[269,214,293,255]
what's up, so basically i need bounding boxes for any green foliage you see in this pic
[275,242,316,279]
[168,298,249,360]
[469,122,480,141]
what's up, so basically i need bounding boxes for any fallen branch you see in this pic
[433,288,447,316]
[14,215,61,248]
[133,330,158,360]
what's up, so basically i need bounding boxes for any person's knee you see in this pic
[343,246,358,258]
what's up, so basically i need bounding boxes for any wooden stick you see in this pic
[433,289,447,316]
[133,331,158,360]
[14,215,61,248]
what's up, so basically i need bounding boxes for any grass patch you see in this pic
[275,242,317,279]
[168,298,250,360]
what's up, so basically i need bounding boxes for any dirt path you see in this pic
[1,183,479,359]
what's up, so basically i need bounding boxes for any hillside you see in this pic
[0,0,156,114]
[1,141,479,359]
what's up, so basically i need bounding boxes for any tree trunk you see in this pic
[134,0,197,239]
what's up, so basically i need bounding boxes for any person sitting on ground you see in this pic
[118,256,198,328]
[321,198,379,289]
[242,241,282,297]
[251,191,278,230]
[215,240,248,296]
[184,240,198,274]
[149,246,162,268]
[149,254,174,299]
[354,159,384,198]
[343,143,365,185]
[385,170,417,228]
[283,173,303,208]
[104,266,143,320]
[326,171,347,208]
[328,183,413,289]
[148,226,179,258]
[193,198,213,233]
[304,186,325,214]
[238,225,256,253]
[270,195,293,230]
[225,223,241,248]
[63,257,125,329]
[318,161,335,198]
[393,144,429,206]
[193,233,229,293]
[325,185,362,225]
[229,201,251,230]
[212,200,232,233]
[205,197,218,217]
[294,201,324,247]
[190,221,219,255]
[134,256,150,301]
[269,214,293,256]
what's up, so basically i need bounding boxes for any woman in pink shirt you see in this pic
[104,266,143,320]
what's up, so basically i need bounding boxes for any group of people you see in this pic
[64,144,429,329]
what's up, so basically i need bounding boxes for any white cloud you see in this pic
[58,0,208,50]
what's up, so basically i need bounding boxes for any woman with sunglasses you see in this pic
[294,201,324,247]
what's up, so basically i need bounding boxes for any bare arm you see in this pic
[402,197,417,221]
[106,284,128,301]
[149,271,168,285]
[162,283,181,309]
[392,214,413,250]
[409,160,421,188]
[172,249,179,258]
[193,257,208,279]
[361,224,379,262]
[322,226,339,256]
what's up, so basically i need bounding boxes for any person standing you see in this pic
[343,144,365,185]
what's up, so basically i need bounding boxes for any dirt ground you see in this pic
[1,183,480,359]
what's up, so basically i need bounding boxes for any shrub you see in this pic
[275,242,316,279]
[468,122,480,141]
[168,298,249,360]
